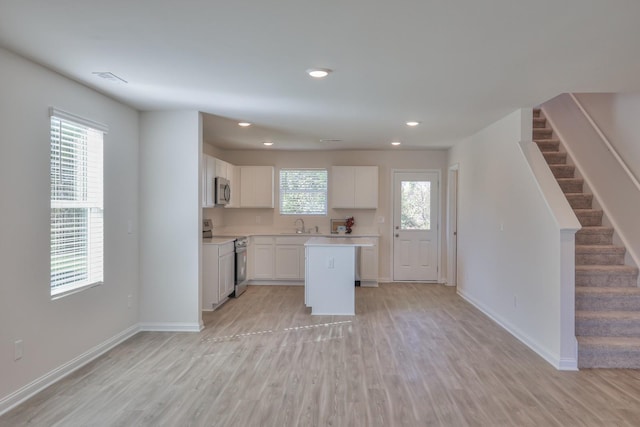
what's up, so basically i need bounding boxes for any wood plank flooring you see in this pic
[3,284,640,426]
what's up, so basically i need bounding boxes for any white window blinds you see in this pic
[50,111,105,295]
[279,169,328,215]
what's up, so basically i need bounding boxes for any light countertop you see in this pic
[202,237,236,245]
[304,237,375,247]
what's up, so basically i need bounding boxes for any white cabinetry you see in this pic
[251,236,275,280]
[202,154,216,208]
[202,241,235,310]
[219,249,235,300]
[250,236,308,281]
[331,166,378,209]
[240,166,274,208]
[274,236,307,280]
[359,241,379,286]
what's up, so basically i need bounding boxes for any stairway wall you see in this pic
[448,109,570,368]
[542,94,640,277]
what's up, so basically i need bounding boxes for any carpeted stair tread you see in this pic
[575,245,626,254]
[578,336,640,368]
[576,287,640,311]
[533,117,547,128]
[576,245,626,265]
[576,310,640,337]
[576,226,614,245]
[533,128,553,138]
[534,139,560,152]
[542,151,568,164]
[576,265,637,289]
[556,178,584,193]
[533,108,541,117]
[573,209,603,226]
[566,193,594,209]
[549,164,575,178]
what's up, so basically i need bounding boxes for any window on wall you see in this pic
[50,108,107,296]
[279,169,328,215]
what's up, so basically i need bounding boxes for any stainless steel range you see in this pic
[233,236,248,297]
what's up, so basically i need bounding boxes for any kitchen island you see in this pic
[304,237,375,315]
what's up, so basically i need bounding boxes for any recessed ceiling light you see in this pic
[238,122,251,127]
[307,68,332,78]
[391,141,401,146]
[263,141,274,146]
[406,121,420,127]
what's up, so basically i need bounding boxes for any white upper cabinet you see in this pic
[240,166,274,208]
[202,154,216,208]
[331,166,378,209]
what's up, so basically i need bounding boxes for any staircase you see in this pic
[533,109,640,368]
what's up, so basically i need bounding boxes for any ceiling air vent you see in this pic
[92,72,127,84]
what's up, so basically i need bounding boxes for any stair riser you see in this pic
[576,295,640,311]
[536,141,560,152]
[576,254,625,265]
[550,166,575,178]
[533,129,553,138]
[558,180,583,193]
[576,215,602,227]
[578,347,640,369]
[543,152,567,165]
[576,272,639,287]
[533,109,541,118]
[576,320,640,337]
[533,118,547,128]
[567,195,593,210]
[575,233,613,245]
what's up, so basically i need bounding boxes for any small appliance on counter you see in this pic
[203,218,213,238]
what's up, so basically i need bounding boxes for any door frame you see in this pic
[446,164,459,287]
[390,168,442,282]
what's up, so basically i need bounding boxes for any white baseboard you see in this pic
[139,322,203,332]
[247,280,304,286]
[457,289,575,371]
[0,324,140,416]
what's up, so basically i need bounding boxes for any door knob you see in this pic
[395,234,399,238]
[395,226,399,230]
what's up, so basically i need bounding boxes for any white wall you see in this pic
[205,148,449,282]
[573,93,640,183]
[139,111,202,330]
[0,48,139,407]
[448,109,567,367]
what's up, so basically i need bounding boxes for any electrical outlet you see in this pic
[127,220,133,234]
[256,216,261,224]
[328,257,335,269]
[513,296,517,308]
[377,216,385,224]
[14,339,23,361]
[127,294,133,309]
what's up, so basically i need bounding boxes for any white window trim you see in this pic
[49,108,107,298]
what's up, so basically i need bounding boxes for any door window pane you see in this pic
[400,181,431,230]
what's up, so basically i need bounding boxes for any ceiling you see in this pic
[1,1,640,150]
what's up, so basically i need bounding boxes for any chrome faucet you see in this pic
[295,218,305,234]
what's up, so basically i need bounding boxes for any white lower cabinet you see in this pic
[250,236,307,281]
[202,241,235,310]
[219,250,235,301]
[359,243,379,285]
[251,237,275,280]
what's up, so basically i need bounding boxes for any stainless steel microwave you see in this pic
[215,177,231,205]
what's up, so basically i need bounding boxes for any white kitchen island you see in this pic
[304,237,375,315]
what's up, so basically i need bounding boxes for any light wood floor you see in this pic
[3,284,640,426]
